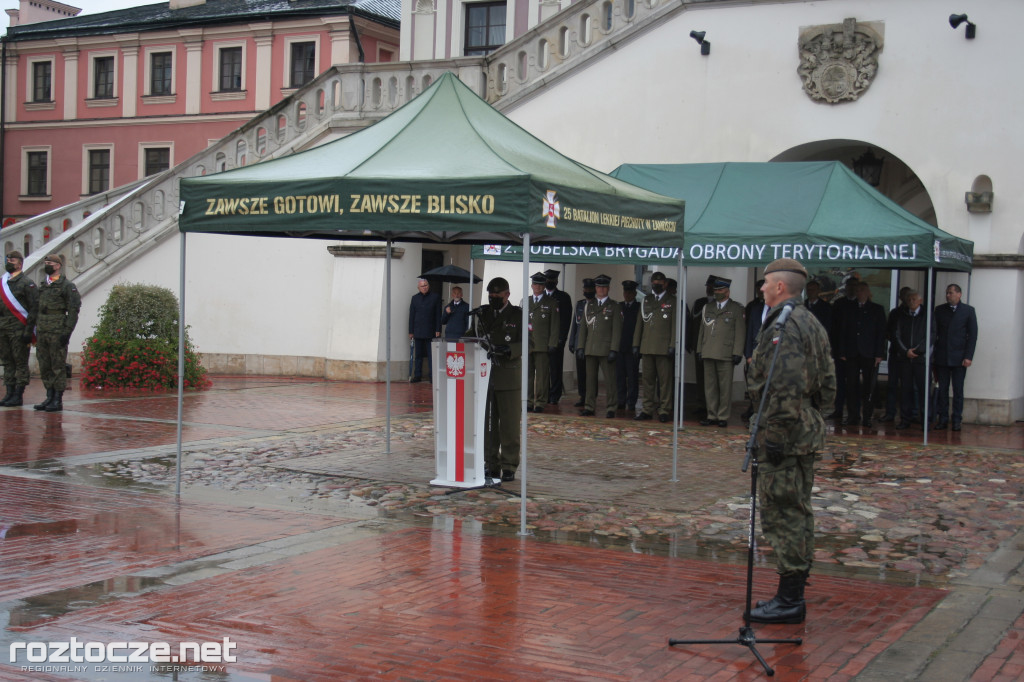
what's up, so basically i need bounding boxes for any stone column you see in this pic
[59,47,78,120]
[253,29,273,110]
[121,44,138,117]
[181,32,203,115]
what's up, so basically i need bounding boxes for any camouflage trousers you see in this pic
[527,350,550,410]
[0,324,32,387]
[36,332,69,391]
[758,453,815,576]
[485,388,521,474]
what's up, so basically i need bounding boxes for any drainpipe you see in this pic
[349,14,365,62]
[1,36,7,224]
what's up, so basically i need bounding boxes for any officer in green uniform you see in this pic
[526,272,559,413]
[34,253,81,413]
[747,258,836,625]
[0,251,38,407]
[696,276,745,426]
[469,277,522,482]
[577,274,621,418]
[632,271,676,422]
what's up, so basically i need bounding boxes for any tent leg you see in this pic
[386,238,392,456]
[520,234,531,537]
[176,232,186,498]
[924,267,933,447]
[672,257,685,482]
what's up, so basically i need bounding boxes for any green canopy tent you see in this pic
[471,161,975,444]
[175,72,686,532]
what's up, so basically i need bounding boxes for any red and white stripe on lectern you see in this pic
[445,344,468,482]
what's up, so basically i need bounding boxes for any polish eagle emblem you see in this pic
[446,352,466,377]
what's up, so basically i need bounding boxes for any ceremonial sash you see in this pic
[0,272,29,325]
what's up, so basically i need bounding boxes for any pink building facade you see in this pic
[2,0,399,222]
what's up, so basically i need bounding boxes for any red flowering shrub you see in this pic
[80,283,211,391]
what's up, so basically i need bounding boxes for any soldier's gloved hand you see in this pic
[59,334,71,346]
[764,441,785,466]
[575,348,585,362]
[608,350,618,362]
[632,346,640,356]
[21,329,33,344]
[493,345,511,358]
[667,347,675,356]
[732,354,743,366]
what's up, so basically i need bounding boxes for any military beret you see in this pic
[593,274,612,286]
[487,277,510,293]
[582,278,596,288]
[763,258,808,278]
[6,250,24,261]
[711,277,732,290]
[622,280,638,291]
[44,252,65,266]
[531,271,548,284]
[543,269,560,280]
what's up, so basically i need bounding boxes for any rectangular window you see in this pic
[464,2,506,56]
[27,151,48,196]
[32,62,52,102]
[219,47,242,91]
[150,51,173,96]
[88,150,110,194]
[144,148,170,176]
[290,42,316,88]
[94,56,115,98]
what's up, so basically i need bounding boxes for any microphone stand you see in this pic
[669,303,802,677]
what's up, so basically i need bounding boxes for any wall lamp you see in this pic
[689,30,710,56]
[949,13,976,39]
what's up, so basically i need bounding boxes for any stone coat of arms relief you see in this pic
[799,18,884,104]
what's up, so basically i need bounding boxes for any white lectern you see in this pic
[430,339,494,487]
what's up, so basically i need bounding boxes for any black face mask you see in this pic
[4,262,15,274]
[488,295,504,308]
[583,290,596,300]
[545,280,557,289]
[44,264,55,275]
[651,282,664,294]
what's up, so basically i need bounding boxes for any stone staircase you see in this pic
[2,0,687,295]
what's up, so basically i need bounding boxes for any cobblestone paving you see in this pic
[92,413,1024,584]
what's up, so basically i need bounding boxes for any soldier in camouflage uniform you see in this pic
[526,272,559,413]
[576,274,622,418]
[0,251,38,407]
[746,258,836,625]
[469,277,522,482]
[696,276,745,426]
[632,271,676,422]
[33,253,81,413]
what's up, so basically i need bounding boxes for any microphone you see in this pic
[466,306,484,316]
[774,301,796,329]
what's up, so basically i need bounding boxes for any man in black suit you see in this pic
[829,277,860,421]
[805,279,833,336]
[891,290,934,430]
[544,269,573,404]
[408,278,441,382]
[933,283,978,431]
[616,280,641,412]
[836,281,886,426]
[741,281,768,423]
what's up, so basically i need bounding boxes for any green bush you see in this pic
[81,283,210,390]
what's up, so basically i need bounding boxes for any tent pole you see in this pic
[175,231,186,498]
[520,233,530,536]
[386,238,392,455]
[924,267,933,447]
[468,258,474,310]
[672,256,684,482]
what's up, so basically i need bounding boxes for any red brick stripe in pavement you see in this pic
[0,476,348,604]
[10,525,944,681]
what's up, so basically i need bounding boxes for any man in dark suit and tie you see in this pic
[933,283,978,431]
[836,281,886,427]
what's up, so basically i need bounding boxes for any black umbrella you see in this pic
[418,264,482,283]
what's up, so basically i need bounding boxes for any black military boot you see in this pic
[748,572,806,624]
[34,388,55,411]
[756,569,808,608]
[4,386,25,407]
[45,390,65,412]
[0,385,15,406]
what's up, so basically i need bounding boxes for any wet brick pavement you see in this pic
[0,376,1020,681]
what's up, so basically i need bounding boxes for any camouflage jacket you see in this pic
[0,272,38,330]
[36,275,81,336]
[747,298,836,458]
